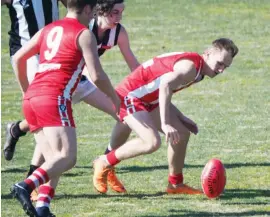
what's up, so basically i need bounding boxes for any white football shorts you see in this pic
[72,76,97,104]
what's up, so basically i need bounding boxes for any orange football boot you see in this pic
[107,168,127,193]
[93,158,110,193]
[166,183,203,195]
[30,188,39,201]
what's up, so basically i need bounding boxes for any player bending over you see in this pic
[93,38,239,195]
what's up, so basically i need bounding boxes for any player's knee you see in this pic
[176,124,191,141]
[180,128,191,140]
[144,134,161,154]
[61,153,77,170]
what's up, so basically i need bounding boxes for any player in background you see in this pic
[3,0,137,195]
[93,38,239,194]
[72,0,139,193]
[10,1,120,216]
[2,0,67,159]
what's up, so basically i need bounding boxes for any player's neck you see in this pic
[200,54,208,76]
[66,12,79,19]
[65,12,88,27]
[96,18,111,33]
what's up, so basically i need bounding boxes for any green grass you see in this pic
[1,0,270,216]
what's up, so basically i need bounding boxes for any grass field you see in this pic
[1,0,270,216]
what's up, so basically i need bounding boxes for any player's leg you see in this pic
[150,105,202,194]
[32,130,59,216]
[106,121,131,153]
[11,126,77,216]
[93,110,161,193]
[37,127,77,216]
[73,75,132,148]
[73,74,132,193]
[11,96,77,216]
[3,55,39,161]
[33,128,69,217]
[73,72,119,119]
[104,121,131,193]
[73,66,132,137]
[25,145,45,202]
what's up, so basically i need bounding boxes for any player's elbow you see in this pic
[13,53,22,66]
[159,83,173,99]
[91,74,101,84]
[13,52,27,68]
[91,71,107,85]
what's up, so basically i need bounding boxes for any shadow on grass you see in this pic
[62,171,87,177]
[53,191,166,200]
[2,162,269,175]
[105,162,270,174]
[220,189,270,200]
[1,168,27,173]
[0,168,86,178]
[1,192,167,201]
[2,188,268,201]
[139,209,270,217]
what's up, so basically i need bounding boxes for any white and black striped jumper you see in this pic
[80,18,122,82]
[89,18,122,57]
[7,0,59,57]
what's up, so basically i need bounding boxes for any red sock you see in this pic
[106,150,121,166]
[168,173,183,185]
[36,185,55,208]
[24,168,50,191]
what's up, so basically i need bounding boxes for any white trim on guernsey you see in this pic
[63,59,85,100]
[107,26,117,47]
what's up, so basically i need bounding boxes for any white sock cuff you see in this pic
[107,143,112,151]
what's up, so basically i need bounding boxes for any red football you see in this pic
[201,158,226,199]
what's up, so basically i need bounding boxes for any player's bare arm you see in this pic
[78,29,120,114]
[159,59,197,144]
[13,29,43,93]
[117,26,140,72]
